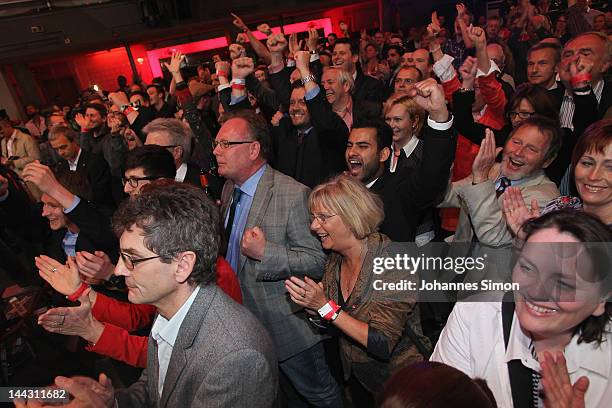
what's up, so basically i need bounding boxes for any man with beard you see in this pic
[345,79,456,241]
[269,51,349,188]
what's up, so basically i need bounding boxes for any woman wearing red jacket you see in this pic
[35,255,241,368]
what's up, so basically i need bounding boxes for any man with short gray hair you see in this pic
[143,118,203,186]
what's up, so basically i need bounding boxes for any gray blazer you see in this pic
[220,165,327,361]
[116,284,278,407]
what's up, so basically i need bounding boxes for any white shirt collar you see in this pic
[175,162,188,183]
[390,137,420,172]
[505,310,611,378]
[365,177,378,189]
[68,148,82,171]
[151,285,200,349]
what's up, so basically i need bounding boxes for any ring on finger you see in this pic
[301,290,306,298]
[52,267,57,273]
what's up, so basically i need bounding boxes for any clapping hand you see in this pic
[74,113,89,131]
[38,288,104,344]
[163,50,184,76]
[14,374,114,408]
[36,255,81,296]
[76,251,115,282]
[288,33,304,60]
[285,276,327,312]
[541,351,589,408]
[471,129,502,184]
[502,186,539,240]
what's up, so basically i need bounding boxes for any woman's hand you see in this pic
[285,276,328,312]
[37,289,104,344]
[36,255,81,296]
[541,351,589,408]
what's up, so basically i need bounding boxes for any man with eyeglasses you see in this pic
[214,109,344,406]
[393,66,422,95]
[34,182,277,407]
[122,145,176,197]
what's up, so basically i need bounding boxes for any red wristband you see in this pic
[318,300,341,321]
[231,84,246,90]
[217,71,228,78]
[122,106,136,116]
[570,73,592,87]
[67,282,89,302]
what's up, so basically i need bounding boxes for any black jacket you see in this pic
[44,198,118,265]
[353,69,386,104]
[371,123,456,242]
[55,149,114,209]
[270,89,349,188]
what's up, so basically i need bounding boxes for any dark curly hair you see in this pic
[521,210,611,344]
[112,181,220,286]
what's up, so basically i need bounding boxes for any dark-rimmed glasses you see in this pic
[119,251,178,270]
[122,176,159,188]
[213,140,254,149]
[509,111,536,120]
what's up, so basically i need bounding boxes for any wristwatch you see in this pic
[301,74,316,86]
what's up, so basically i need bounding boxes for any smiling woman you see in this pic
[286,175,430,405]
[432,210,612,408]
[504,119,612,233]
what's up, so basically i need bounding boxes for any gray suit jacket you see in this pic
[116,284,278,408]
[220,165,326,361]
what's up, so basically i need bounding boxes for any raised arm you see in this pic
[231,13,272,65]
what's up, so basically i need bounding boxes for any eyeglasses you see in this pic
[213,140,254,149]
[310,213,337,224]
[509,111,536,120]
[119,251,178,271]
[122,176,159,188]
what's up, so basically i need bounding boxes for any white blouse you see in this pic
[431,302,611,408]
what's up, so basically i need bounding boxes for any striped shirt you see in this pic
[559,80,604,130]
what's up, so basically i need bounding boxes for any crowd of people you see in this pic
[1,0,611,407]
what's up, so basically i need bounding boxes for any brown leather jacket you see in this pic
[322,233,429,393]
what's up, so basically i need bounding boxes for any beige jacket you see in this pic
[1,129,41,174]
[439,163,559,246]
